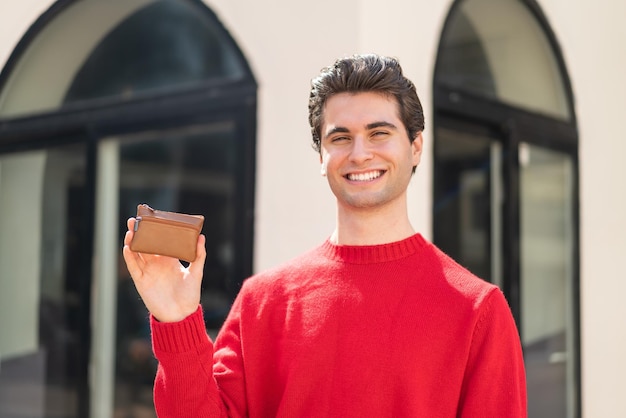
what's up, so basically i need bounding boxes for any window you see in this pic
[0,0,248,119]
[433,0,579,416]
[0,1,256,417]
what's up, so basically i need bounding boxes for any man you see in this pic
[123,54,527,417]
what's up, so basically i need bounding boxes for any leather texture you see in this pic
[130,204,204,262]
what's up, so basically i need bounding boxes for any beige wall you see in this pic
[0,2,47,68]
[1,0,625,415]
[208,0,447,271]
[206,0,363,271]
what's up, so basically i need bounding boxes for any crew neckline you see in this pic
[320,233,426,264]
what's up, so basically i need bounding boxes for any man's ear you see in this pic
[411,132,424,167]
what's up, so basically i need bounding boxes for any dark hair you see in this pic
[308,54,424,153]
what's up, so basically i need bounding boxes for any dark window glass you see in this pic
[435,10,496,98]
[65,0,245,105]
[433,126,500,284]
[114,120,243,415]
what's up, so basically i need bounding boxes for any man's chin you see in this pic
[339,194,386,210]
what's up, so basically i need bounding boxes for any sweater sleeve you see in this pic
[151,306,229,418]
[457,289,528,418]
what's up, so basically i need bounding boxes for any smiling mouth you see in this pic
[346,170,385,182]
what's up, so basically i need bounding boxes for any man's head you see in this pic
[308,54,424,155]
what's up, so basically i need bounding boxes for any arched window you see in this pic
[0,0,249,118]
[0,1,256,417]
[433,0,579,416]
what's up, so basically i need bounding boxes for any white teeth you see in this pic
[347,171,383,181]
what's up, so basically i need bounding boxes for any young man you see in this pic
[123,54,527,417]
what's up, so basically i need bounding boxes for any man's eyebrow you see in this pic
[366,121,398,130]
[324,126,350,139]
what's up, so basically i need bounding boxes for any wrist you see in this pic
[151,306,208,353]
[152,304,199,323]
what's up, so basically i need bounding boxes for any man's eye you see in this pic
[332,136,349,142]
[372,131,388,137]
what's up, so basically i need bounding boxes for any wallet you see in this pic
[130,204,204,262]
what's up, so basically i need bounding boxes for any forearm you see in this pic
[151,306,228,418]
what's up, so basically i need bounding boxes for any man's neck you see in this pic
[331,201,415,246]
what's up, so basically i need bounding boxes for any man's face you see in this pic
[319,92,422,212]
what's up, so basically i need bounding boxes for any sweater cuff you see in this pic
[151,305,209,353]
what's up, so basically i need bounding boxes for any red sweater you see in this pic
[151,234,527,417]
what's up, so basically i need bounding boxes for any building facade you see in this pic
[0,0,624,417]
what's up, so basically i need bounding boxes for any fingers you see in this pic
[123,217,142,278]
[123,230,133,248]
[124,218,135,245]
[188,234,207,278]
[122,244,142,281]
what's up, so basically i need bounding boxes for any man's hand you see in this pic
[122,217,206,323]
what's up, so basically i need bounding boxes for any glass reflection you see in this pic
[520,143,575,418]
[0,144,87,417]
[434,126,499,283]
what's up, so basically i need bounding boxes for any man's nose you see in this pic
[348,136,373,164]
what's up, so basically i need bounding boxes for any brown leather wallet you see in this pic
[130,204,204,262]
